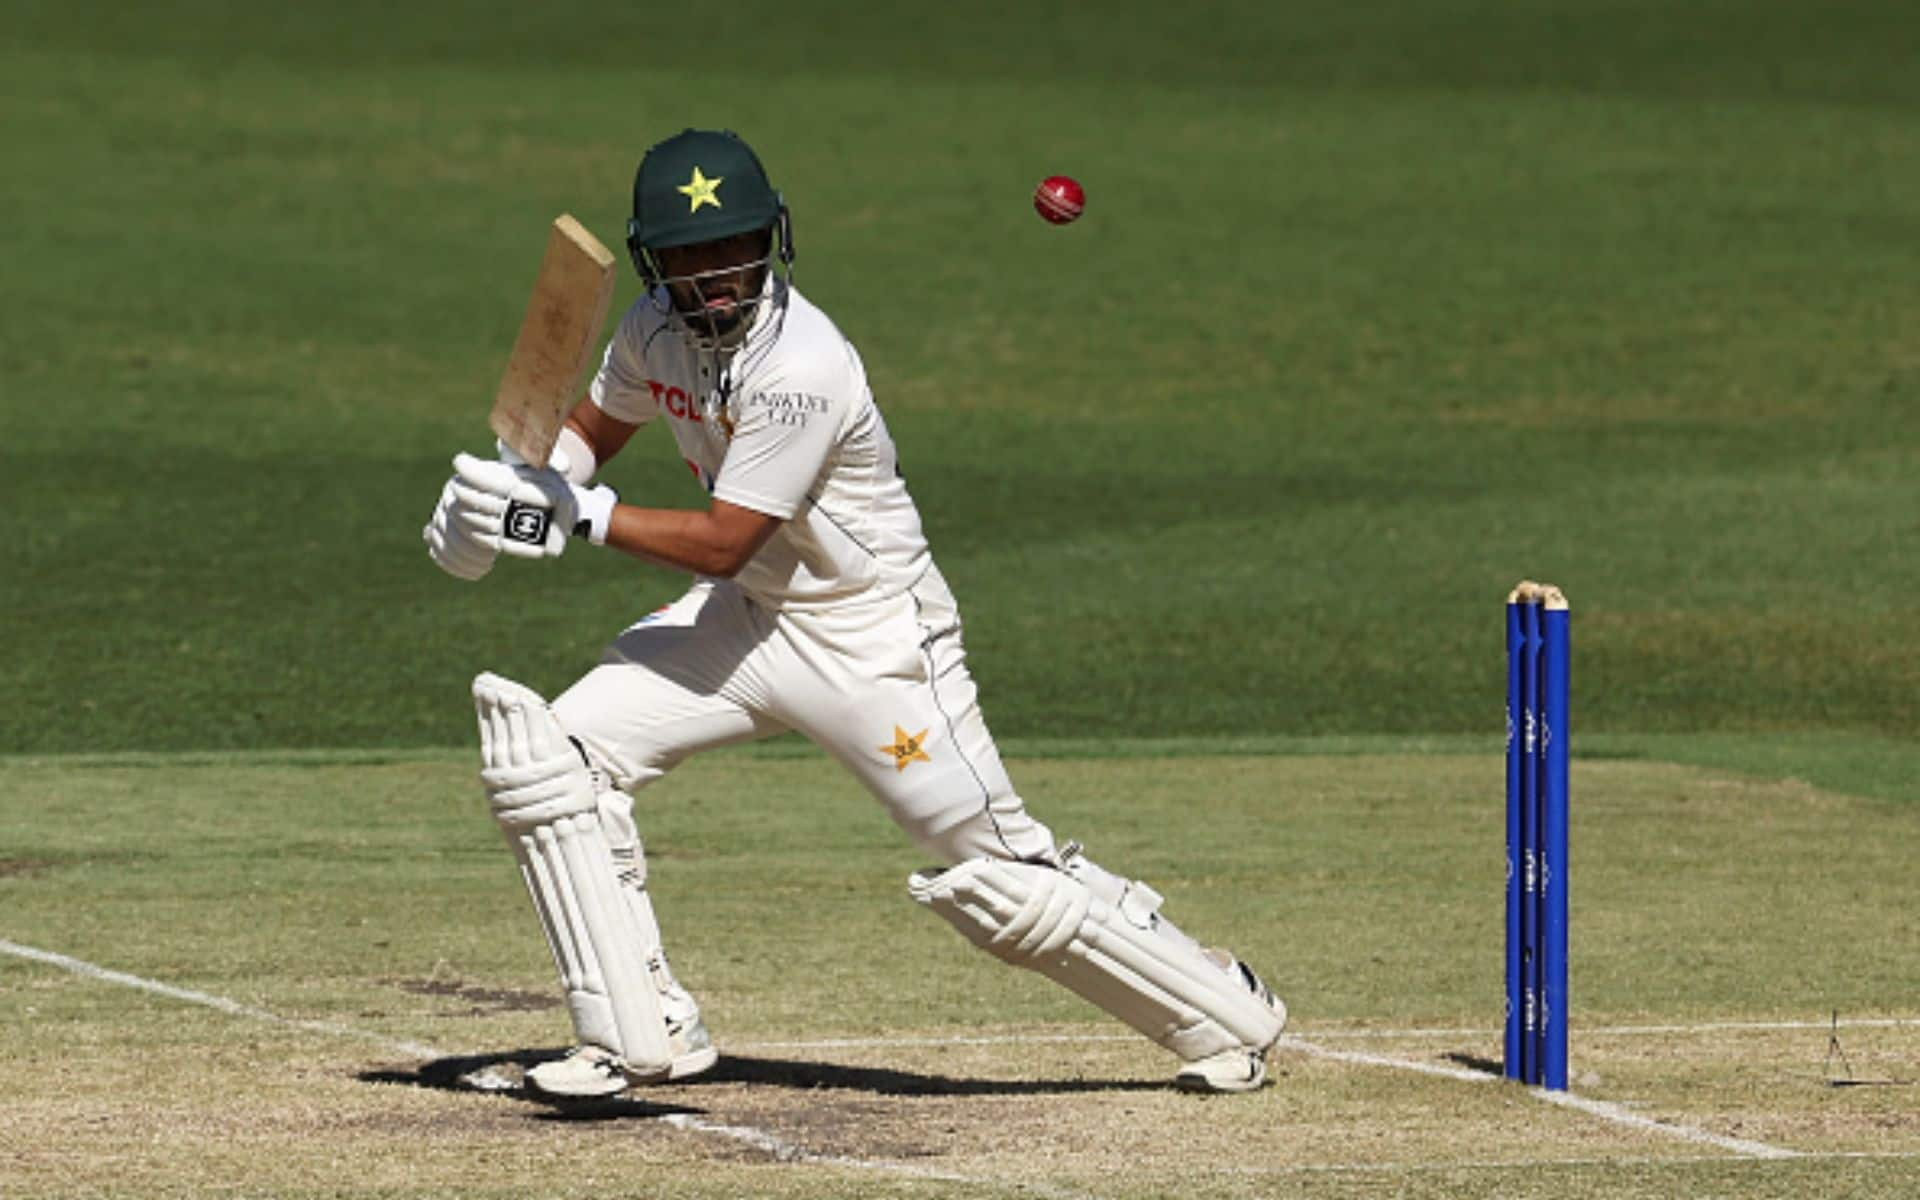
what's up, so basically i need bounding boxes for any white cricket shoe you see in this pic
[524,1015,719,1099]
[525,1045,629,1099]
[1172,950,1286,1094]
[653,1012,720,1082]
[1175,1047,1270,1093]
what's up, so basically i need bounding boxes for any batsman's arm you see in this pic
[560,396,639,481]
[599,499,781,579]
[555,396,779,576]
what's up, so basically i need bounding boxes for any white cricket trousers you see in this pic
[552,569,1057,866]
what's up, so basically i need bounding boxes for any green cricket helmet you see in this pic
[625,128,794,283]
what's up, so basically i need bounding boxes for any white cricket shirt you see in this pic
[588,279,935,611]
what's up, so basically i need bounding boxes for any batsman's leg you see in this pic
[519,786,719,1097]
[595,787,716,1080]
[527,579,787,1093]
[775,580,1285,1092]
[912,848,1287,1093]
[473,672,691,1098]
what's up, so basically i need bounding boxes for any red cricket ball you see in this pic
[1033,175,1085,225]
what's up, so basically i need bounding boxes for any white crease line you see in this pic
[737,1032,1136,1051]
[1301,1018,1920,1040]
[741,1029,1805,1161]
[1292,1025,1491,1040]
[0,938,1099,1198]
[1281,1037,1496,1083]
[0,938,447,1061]
[1538,1089,1798,1160]
[1277,1037,1799,1160]
[1216,1149,1920,1177]
[739,1015,1920,1051]
[661,1113,841,1162]
[4,939,1835,1167]
[1583,1018,1919,1036]
[661,1115,1099,1199]
[743,1030,1807,1161]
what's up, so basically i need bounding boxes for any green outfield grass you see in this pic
[5,0,1917,756]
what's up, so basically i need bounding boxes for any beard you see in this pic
[668,268,766,346]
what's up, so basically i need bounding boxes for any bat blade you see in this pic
[487,214,617,469]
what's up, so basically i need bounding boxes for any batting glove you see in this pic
[450,452,619,558]
[423,476,498,581]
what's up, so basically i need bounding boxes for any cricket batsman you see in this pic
[423,129,1286,1095]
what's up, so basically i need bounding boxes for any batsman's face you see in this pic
[656,229,772,337]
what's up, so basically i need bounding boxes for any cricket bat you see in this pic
[487,214,617,469]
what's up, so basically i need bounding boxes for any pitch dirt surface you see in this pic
[4,749,1915,1198]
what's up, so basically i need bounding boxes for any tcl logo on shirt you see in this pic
[646,379,703,422]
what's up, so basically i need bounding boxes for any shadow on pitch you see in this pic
[699,1052,1162,1095]
[360,1047,1160,1111]
[1443,1051,1502,1076]
[357,1049,702,1121]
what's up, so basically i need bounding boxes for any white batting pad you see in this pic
[910,857,1286,1062]
[474,672,671,1075]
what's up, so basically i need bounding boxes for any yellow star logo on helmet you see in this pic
[677,166,724,213]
